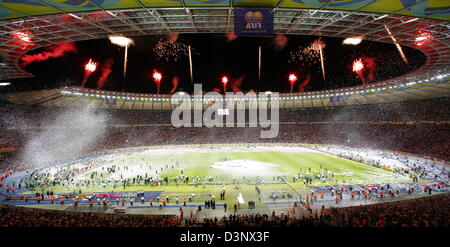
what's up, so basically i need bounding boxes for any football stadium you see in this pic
[0,0,449,231]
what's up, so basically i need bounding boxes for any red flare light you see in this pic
[153,70,162,83]
[415,31,432,47]
[288,73,297,84]
[84,59,97,72]
[10,30,34,50]
[12,31,32,43]
[352,59,364,72]
[221,76,228,85]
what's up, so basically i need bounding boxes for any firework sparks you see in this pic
[352,59,364,72]
[97,59,113,89]
[109,35,134,78]
[352,58,365,83]
[289,39,326,81]
[109,36,134,47]
[84,59,97,72]
[289,47,320,66]
[153,70,162,94]
[82,59,98,87]
[258,46,262,83]
[222,76,228,93]
[415,31,432,47]
[154,37,190,62]
[288,73,297,93]
[343,37,362,45]
[384,25,408,64]
[309,39,327,81]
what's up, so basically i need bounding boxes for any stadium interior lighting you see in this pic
[343,37,362,45]
[0,82,11,86]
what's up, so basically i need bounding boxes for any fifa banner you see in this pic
[234,8,274,36]
[105,98,116,105]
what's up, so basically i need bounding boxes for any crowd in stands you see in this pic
[0,97,448,227]
[0,98,449,162]
[0,193,448,227]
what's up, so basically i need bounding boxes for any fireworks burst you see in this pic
[289,39,326,69]
[352,58,365,83]
[289,46,320,66]
[343,37,362,45]
[84,59,97,72]
[109,35,134,78]
[310,39,327,81]
[81,59,98,87]
[384,25,408,64]
[352,59,364,72]
[154,37,190,62]
[221,75,228,93]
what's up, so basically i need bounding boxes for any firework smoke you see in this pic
[298,72,311,92]
[97,59,113,89]
[20,42,77,66]
[169,76,179,95]
[363,56,376,82]
[165,33,179,44]
[274,34,288,51]
[19,104,108,168]
[81,59,98,87]
[225,32,238,42]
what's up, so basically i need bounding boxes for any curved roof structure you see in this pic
[0,0,449,108]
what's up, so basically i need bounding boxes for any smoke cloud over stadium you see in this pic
[20,42,77,66]
[18,105,108,168]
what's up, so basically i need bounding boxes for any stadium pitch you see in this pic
[22,144,415,209]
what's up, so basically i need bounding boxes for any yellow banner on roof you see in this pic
[0,0,448,20]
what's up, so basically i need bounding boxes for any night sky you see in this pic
[18,34,426,94]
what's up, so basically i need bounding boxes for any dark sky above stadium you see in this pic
[19,34,426,94]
